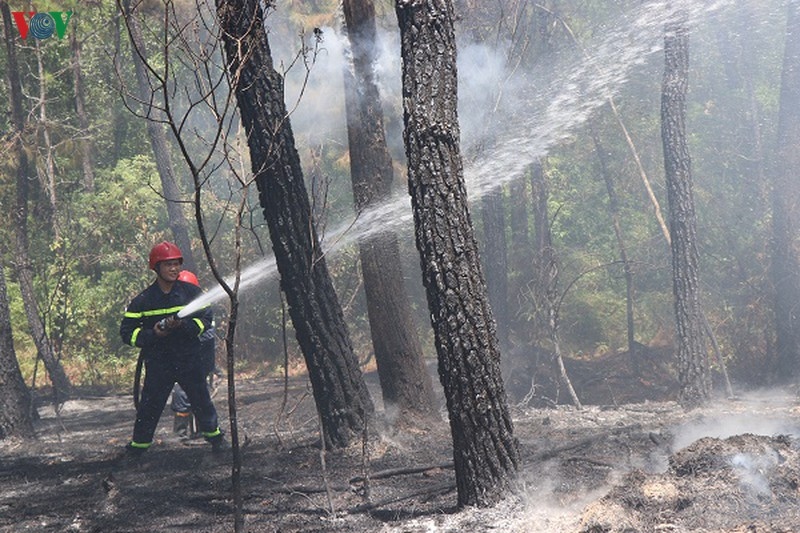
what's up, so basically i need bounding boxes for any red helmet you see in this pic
[148,241,183,270]
[177,270,200,287]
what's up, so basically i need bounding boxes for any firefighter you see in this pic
[170,269,220,439]
[120,241,226,457]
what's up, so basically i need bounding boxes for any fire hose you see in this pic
[132,317,171,410]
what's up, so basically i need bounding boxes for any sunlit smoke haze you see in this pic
[671,390,800,450]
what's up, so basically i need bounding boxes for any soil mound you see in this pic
[579,433,800,532]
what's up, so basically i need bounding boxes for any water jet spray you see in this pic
[176,0,730,319]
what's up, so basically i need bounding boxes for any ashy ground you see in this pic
[2,371,800,532]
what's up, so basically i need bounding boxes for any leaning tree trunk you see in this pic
[0,252,36,440]
[34,40,58,230]
[661,12,710,408]
[1,0,72,400]
[341,0,436,421]
[590,125,637,373]
[70,24,95,192]
[529,159,580,407]
[395,0,519,508]
[530,160,554,344]
[122,0,197,273]
[771,0,800,383]
[216,0,373,449]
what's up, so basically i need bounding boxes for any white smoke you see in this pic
[729,451,778,497]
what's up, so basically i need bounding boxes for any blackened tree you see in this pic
[341,0,436,422]
[0,252,35,440]
[661,11,710,407]
[394,0,519,507]
[771,1,800,383]
[215,0,373,448]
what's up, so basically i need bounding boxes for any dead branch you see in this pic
[530,423,645,462]
[349,462,454,484]
[347,482,456,514]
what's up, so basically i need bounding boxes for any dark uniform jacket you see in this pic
[119,280,212,361]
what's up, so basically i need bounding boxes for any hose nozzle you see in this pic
[156,315,179,331]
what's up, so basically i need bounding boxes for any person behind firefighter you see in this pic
[170,269,220,439]
[119,241,227,456]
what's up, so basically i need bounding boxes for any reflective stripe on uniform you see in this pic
[202,428,221,438]
[130,327,141,346]
[124,306,185,318]
[192,318,205,335]
[129,440,152,449]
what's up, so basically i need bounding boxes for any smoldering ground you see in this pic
[3,378,800,532]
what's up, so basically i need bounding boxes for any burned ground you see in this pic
[2,361,800,532]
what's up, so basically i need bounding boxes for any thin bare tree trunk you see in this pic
[529,160,580,407]
[121,0,197,273]
[590,125,638,373]
[34,39,58,235]
[1,0,72,400]
[70,24,95,192]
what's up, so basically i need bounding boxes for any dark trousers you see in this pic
[133,354,219,444]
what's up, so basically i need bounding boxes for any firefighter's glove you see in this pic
[154,316,182,337]
[164,316,183,330]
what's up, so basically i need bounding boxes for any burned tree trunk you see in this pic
[216,0,373,449]
[661,13,710,407]
[481,189,510,349]
[0,252,35,440]
[395,0,519,508]
[342,0,436,421]
[771,1,800,383]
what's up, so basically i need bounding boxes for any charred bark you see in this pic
[216,0,373,449]
[771,1,800,383]
[481,189,510,349]
[0,252,36,440]
[395,0,519,508]
[342,0,436,421]
[661,13,710,407]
